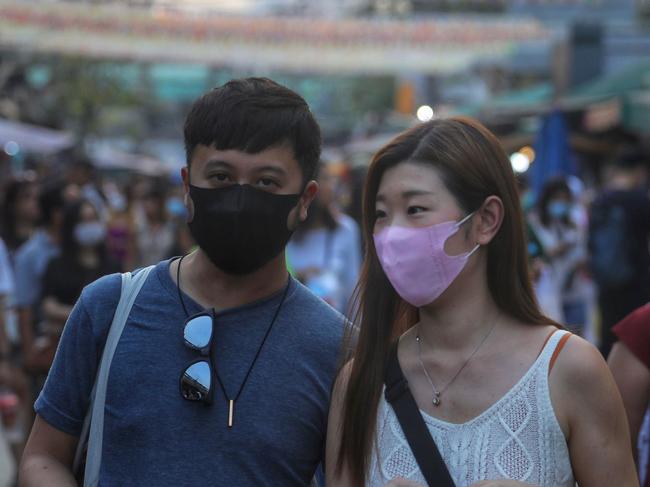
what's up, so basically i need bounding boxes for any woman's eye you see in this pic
[407,206,426,215]
[375,209,387,219]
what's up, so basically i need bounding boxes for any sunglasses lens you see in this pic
[180,361,212,402]
[184,315,212,350]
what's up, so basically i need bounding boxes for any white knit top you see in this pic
[368,330,575,487]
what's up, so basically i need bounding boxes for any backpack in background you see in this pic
[589,202,636,287]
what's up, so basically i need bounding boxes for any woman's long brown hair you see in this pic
[337,117,558,485]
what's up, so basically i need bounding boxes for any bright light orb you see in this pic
[416,105,434,122]
[510,152,531,173]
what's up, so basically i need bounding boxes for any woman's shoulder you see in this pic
[548,332,613,432]
[551,333,606,384]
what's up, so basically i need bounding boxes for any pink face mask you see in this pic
[373,213,479,307]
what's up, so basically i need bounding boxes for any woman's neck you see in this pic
[416,273,501,354]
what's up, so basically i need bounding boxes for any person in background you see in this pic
[165,190,196,258]
[135,185,175,267]
[287,163,362,313]
[608,303,650,487]
[529,177,588,332]
[0,237,18,485]
[104,182,138,272]
[66,157,107,220]
[13,182,68,375]
[41,199,120,352]
[0,176,40,258]
[345,164,368,254]
[589,148,650,358]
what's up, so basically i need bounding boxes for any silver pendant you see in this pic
[432,392,441,406]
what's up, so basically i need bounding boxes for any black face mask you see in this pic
[188,184,301,275]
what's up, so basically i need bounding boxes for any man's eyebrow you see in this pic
[255,165,287,176]
[204,160,234,170]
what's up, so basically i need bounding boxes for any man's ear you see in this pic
[181,166,194,221]
[298,181,319,222]
[287,181,319,231]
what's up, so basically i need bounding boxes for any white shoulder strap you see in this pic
[73,265,155,486]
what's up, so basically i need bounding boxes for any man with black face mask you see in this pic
[20,78,345,486]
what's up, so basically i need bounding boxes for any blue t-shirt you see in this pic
[36,259,345,486]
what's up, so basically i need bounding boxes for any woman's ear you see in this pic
[474,196,504,246]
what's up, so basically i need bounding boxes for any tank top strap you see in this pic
[538,329,572,375]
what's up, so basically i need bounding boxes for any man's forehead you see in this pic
[191,144,298,172]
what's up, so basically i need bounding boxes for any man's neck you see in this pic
[172,249,289,310]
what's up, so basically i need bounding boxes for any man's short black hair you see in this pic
[183,77,322,183]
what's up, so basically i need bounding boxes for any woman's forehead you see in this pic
[377,162,447,195]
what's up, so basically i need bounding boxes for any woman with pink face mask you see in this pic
[325,118,637,487]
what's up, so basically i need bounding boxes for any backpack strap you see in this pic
[74,265,155,486]
[384,342,456,487]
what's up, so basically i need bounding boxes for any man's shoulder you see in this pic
[78,271,124,316]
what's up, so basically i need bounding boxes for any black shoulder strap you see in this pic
[384,342,455,487]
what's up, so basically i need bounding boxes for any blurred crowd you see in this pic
[0,143,648,485]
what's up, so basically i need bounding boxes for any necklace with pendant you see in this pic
[415,313,499,407]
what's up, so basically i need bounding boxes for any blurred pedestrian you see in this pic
[608,303,650,487]
[135,185,175,267]
[66,156,107,220]
[288,163,361,313]
[529,177,589,332]
[13,182,67,374]
[41,199,120,350]
[104,182,138,272]
[327,118,637,486]
[20,77,345,486]
[589,148,650,357]
[0,237,28,486]
[0,176,40,258]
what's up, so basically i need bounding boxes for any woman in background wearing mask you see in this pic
[40,200,119,358]
[287,163,361,314]
[326,118,636,486]
[529,178,588,332]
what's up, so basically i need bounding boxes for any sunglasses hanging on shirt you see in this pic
[176,254,290,428]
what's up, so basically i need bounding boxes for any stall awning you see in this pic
[0,118,75,155]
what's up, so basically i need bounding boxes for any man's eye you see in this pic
[258,178,278,187]
[209,173,229,181]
